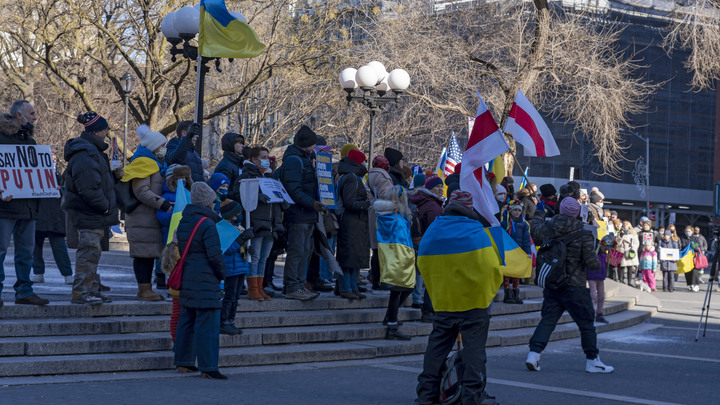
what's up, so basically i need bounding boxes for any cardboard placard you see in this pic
[0,144,60,199]
[608,249,624,267]
[315,151,337,209]
[258,178,294,204]
[659,247,679,261]
[110,137,121,169]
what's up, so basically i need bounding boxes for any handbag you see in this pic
[114,180,141,214]
[167,217,209,291]
[693,250,709,269]
[626,250,636,260]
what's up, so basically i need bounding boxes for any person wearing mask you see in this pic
[384,147,408,188]
[536,184,558,218]
[495,184,508,214]
[165,121,204,182]
[410,174,445,234]
[658,230,679,292]
[681,225,700,291]
[615,220,640,287]
[588,190,605,224]
[692,227,709,283]
[215,132,245,201]
[367,156,394,290]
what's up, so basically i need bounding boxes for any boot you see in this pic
[247,277,264,301]
[503,288,513,304]
[385,324,411,341]
[512,288,523,304]
[137,283,164,301]
[256,277,272,300]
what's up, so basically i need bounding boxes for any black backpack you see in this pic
[535,229,586,290]
[410,204,424,248]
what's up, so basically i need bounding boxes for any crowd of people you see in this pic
[0,100,715,401]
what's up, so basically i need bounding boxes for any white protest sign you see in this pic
[0,145,60,199]
[258,178,294,204]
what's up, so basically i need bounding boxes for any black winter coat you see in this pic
[62,132,119,229]
[214,133,244,201]
[279,144,318,224]
[37,173,66,234]
[445,172,460,198]
[0,114,40,220]
[165,136,204,182]
[530,212,600,287]
[238,161,284,237]
[177,204,225,309]
[335,158,371,269]
[389,167,408,188]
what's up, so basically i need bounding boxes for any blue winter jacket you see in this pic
[177,204,225,308]
[223,238,250,277]
[166,136,204,182]
[156,182,175,243]
[501,217,532,255]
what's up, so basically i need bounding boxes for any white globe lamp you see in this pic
[367,61,387,82]
[173,6,200,36]
[161,12,180,38]
[388,69,410,91]
[339,68,358,89]
[355,65,379,88]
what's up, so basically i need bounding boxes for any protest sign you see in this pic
[258,178,294,204]
[0,145,60,198]
[110,137,121,169]
[608,249,624,267]
[659,247,679,261]
[315,150,337,209]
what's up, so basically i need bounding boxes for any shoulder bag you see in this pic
[167,217,209,291]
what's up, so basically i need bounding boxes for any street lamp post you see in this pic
[120,72,135,167]
[339,62,410,161]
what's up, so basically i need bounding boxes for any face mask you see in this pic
[496,194,505,202]
[686,231,692,237]
[597,202,603,208]
[19,113,34,135]
[155,147,167,160]
[260,159,271,170]
[217,188,228,200]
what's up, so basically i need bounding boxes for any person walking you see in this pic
[173,182,227,379]
[367,156,394,290]
[658,231,679,292]
[63,111,120,305]
[615,220,640,287]
[526,197,614,373]
[121,125,171,301]
[335,149,371,300]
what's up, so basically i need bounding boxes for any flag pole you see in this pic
[508,150,531,190]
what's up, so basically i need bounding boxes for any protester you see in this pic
[590,236,613,324]
[615,220,640,287]
[658,230,679,292]
[374,185,416,340]
[63,111,120,305]
[213,132,245,201]
[495,184,507,212]
[444,163,461,197]
[239,146,285,300]
[407,175,431,319]
[121,125,170,301]
[278,125,323,300]
[536,184,558,218]
[588,190,604,223]
[692,226,708,283]
[516,186,537,223]
[500,176,514,202]
[384,147,408,188]
[410,174,444,233]
[527,197,614,373]
[156,164,193,289]
[367,155,394,290]
[166,121,204,182]
[174,182,227,379]
[416,190,502,405]
[500,200,531,304]
[680,225,700,291]
[335,149,371,300]
[639,241,658,292]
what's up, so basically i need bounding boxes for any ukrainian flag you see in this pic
[199,0,265,59]
[377,214,416,289]
[418,216,504,311]
[166,179,191,245]
[487,228,532,279]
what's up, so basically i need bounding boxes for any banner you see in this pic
[258,178,294,204]
[0,145,60,199]
[315,151,337,209]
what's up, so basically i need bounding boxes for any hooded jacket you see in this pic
[279,144,318,224]
[238,161,284,237]
[409,188,444,233]
[62,132,119,229]
[335,157,371,269]
[530,211,600,287]
[0,114,40,220]
[166,135,204,183]
[214,133,244,200]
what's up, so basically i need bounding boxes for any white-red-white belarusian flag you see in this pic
[503,90,560,157]
[459,165,500,226]
[464,91,510,169]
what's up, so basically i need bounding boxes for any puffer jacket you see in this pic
[658,239,679,272]
[238,161,284,237]
[165,136,204,182]
[214,133,244,201]
[335,158,371,269]
[530,212,600,287]
[615,231,640,267]
[409,188,443,232]
[279,144,318,224]
[177,204,225,309]
[501,216,531,255]
[124,148,167,259]
[639,248,657,270]
[223,238,250,277]
[62,132,119,229]
[367,167,393,249]
[36,172,66,234]
[0,114,40,219]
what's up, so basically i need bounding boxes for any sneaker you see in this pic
[304,288,320,300]
[31,274,44,283]
[285,289,316,301]
[98,282,111,292]
[692,285,700,292]
[525,351,541,371]
[90,292,112,303]
[71,295,103,305]
[64,275,74,285]
[586,356,614,373]
[595,315,609,324]
[201,370,228,380]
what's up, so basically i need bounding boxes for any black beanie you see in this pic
[294,125,317,148]
[539,184,556,198]
[384,147,403,167]
[220,199,243,220]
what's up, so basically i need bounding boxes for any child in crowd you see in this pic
[658,230,679,292]
[209,173,230,212]
[639,241,658,292]
[156,164,193,290]
[501,200,531,304]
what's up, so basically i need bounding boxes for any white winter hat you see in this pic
[137,125,167,152]
[495,184,507,195]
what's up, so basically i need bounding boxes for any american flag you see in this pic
[444,132,462,176]
[313,145,332,154]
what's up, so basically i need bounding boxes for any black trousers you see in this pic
[417,308,491,405]
[133,257,154,284]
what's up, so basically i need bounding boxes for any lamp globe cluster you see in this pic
[339,61,410,92]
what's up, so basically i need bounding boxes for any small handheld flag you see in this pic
[444,132,462,177]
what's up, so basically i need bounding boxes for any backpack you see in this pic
[409,204,424,248]
[535,229,587,290]
[439,346,464,404]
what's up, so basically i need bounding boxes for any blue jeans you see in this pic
[529,286,599,359]
[339,267,358,293]
[284,223,314,293]
[319,235,337,281]
[412,268,425,305]
[33,231,72,276]
[249,235,274,278]
[174,306,221,372]
[0,218,36,299]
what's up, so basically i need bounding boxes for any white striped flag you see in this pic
[444,132,462,177]
[464,91,510,168]
[503,90,560,157]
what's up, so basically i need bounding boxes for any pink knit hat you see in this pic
[559,197,581,218]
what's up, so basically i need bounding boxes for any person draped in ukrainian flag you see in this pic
[416,190,503,405]
[373,185,416,340]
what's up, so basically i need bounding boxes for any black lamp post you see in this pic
[120,71,135,166]
[339,62,410,161]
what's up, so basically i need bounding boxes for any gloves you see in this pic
[187,122,201,138]
[247,245,255,256]
[160,201,173,212]
[312,201,327,213]
[240,227,255,242]
[259,193,271,203]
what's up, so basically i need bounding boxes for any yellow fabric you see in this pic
[120,157,159,183]
[491,155,505,182]
[675,250,695,274]
[501,247,532,278]
[596,220,608,240]
[418,249,504,312]
[199,12,265,59]
[378,243,416,289]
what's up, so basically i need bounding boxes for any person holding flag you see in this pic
[156,164,193,290]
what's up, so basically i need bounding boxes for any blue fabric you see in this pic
[130,145,166,175]
[174,306,221,372]
[0,218,36,299]
[418,215,494,256]
[202,0,235,27]
[166,137,204,183]
[319,235,337,281]
[33,231,73,276]
[249,235,274,278]
[222,240,250,277]
[339,267,358,293]
[156,182,176,243]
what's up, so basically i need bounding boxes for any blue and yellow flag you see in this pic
[199,0,265,59]
[486,228,532,279]
[120,157,159,183]
[166,179,191,245]
[418,215,504,312]
[488,155,505,183]
[377,214,416,289]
